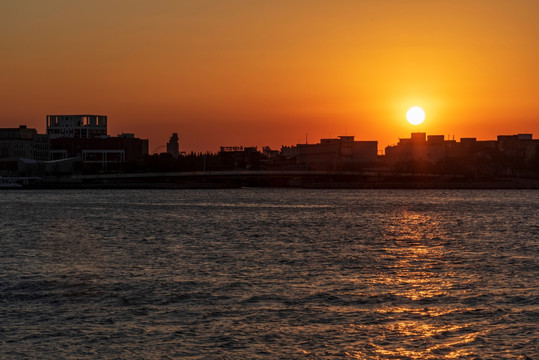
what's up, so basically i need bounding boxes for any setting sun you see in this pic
[406,107,426,126]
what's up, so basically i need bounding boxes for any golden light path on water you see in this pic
[339,210,488,359]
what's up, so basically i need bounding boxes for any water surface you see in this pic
[1,189,538,359]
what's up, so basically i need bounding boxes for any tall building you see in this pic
[167,133,179,158]
[46,115,107,139]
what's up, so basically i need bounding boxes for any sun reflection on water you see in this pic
[348,209,484,359]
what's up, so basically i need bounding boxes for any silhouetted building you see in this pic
[280,145,297,159]
[497,134,537,161]
[50,136,148,164]
[167,133,179,158]
[383,132,539,178]
[459,137,477,148]
[0,125,49,160]
[47,115,107,139]
[296,136,377,170]
[262,146,279,159]
[219,146,261,169]
[0,125,49,175]
[384,133,457,164]
[47,115,148,169]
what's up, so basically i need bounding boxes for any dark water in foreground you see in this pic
[1,189,538,359]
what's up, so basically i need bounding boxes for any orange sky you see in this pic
[1,0,538,153]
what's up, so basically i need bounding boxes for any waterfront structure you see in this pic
[384,133,458,164]
[385,132,538,164]
[0,125,49,175]
[47,115,148,169]
[167,133,179,158]
[497,134,537,161]
[0,125,49,160]
[296,136,377,170]
[219,146,261,169]
[50,136,148,164]
[46,115,107,139]
[384,132,538,177]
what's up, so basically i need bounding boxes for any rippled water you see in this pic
[1,189,538,359]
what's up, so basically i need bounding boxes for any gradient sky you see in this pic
[1,0,538,153]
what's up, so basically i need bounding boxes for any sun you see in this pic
[406,106,425,125]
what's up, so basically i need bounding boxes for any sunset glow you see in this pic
[1,1,538,152]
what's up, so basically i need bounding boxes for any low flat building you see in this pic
[0,125,49,175]
[219,146,261,169]
[0,125,49,160]
[383,132,538,177]
[47,114,148,170]
[497,134,538,161]
[50,136,148,164]
[296,136,377,170]
[384,133,457,164]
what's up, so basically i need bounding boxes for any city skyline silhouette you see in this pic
[1,3,538,358]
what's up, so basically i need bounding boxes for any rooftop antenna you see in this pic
[306,133,308,144]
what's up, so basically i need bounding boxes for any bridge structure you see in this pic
[55,170,449,188]
[18,169,539,189]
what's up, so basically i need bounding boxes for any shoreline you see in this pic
[7,177,539,190]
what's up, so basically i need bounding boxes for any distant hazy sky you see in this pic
[1,0,538,152]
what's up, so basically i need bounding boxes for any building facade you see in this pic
[46,115,107,139]
[497,134,537,161]
[0,125,49,174]
[0,125,49,160]
[296,136,377,170]
[50,137,149,164]
[384,132,538,177]
[47,115,148,169]
[384,133,458,164]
